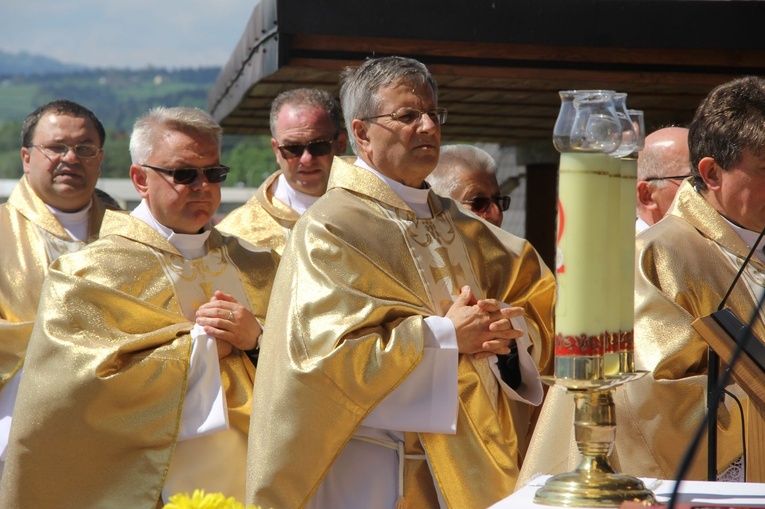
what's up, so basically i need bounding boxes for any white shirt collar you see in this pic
[272,173,321,216]
[635,217,650,234]
[354,157,432,219]
[724,217,765,265]
[131,199,211,260]
[46,200,92,241]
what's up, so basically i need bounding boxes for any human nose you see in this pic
[483,201,503,226]
[189,171,211,189]
[417,111,438,132]
[60,146,81,163]
[299,146,315,164]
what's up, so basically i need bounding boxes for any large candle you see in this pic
[618,156,637,373]
[604,157,622,376]
[554,151,610,380]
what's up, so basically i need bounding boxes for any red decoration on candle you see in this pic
[555,333,605,356]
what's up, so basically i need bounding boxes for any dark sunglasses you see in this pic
[277,138,336,159]
[142,164,229,185]
[459,195,512,213]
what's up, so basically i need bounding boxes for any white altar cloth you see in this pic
[489,475,765,508]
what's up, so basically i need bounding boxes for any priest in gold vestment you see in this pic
[218,88,346,254]
[0,107,279,508]
[518,76,765,487]
[0,100,118,474]
[247,57,555,509]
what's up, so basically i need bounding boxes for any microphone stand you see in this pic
[668,238,765,509]
[707,226,764,482]
[706,346,719,481]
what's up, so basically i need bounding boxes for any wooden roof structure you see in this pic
[209,0,765,153]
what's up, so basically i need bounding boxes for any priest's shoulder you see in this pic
[636,214,698,253]
[219,229,280,262]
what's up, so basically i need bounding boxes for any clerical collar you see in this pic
[45,200,92,241]
[724,217,765,265]
[131,199,211,260]
[272,173,320,216]
[354,157,432,219]
[635,217,650,234]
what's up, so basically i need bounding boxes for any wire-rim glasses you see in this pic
[361,108,447,126]
[33,143,102,159]
[644,174,691,182]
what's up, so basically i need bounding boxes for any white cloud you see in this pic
[0,0,255,68]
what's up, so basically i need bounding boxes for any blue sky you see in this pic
[1,0,256,69]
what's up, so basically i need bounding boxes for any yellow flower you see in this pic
[162,490,262,509]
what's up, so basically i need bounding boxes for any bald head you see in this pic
[636,127,690,227]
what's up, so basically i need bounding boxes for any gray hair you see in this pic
[427,145,497,197]
[339,56,438,154]
[269,88,343,138]
[129,106,222,164]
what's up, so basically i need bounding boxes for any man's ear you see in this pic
[697,157,721,190]
[130,164,150,199]
[336,131,348,154]
[270,138,282,162]
[351,119,369,150]
[636,180,657,210]
[21,147,31,175]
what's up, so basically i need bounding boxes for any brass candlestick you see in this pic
[534,373,656,507]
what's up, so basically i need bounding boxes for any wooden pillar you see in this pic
[525,162,558,273]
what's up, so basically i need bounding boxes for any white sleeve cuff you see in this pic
[490,316,544,406]
[177,324,229,441]
[361,317,459,434]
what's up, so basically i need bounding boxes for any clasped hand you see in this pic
[195,290,261,359]
[445,285,525,360]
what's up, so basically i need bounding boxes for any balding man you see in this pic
[218,88,346,254]
[635,127,690,232]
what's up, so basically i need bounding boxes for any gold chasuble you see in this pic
[217,170,299,255]
[0,212,279,509]
[247,157,555,509]
[518,181,765,486]
[0,176,114,393]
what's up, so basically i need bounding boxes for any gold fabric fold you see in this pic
[518,181,765,487]
[217,170,299,254]
[247,157,555,508]
[0,176,114,392]
[0,212,278,509]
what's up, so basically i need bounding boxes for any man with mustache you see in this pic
[247,56,555,509]
[218,88,346,254]
[1,107,279,507]
[0,99,119,476]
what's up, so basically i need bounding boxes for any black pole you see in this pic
[706,347,719,481]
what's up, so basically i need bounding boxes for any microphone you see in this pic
[668,224,765,509]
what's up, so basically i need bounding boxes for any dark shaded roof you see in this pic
[209,0,765,151]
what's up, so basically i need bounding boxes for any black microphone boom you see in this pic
[668,225,765,509]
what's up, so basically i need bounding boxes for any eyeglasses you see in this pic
[361,108,448,126]
[277,138,337,159]
[644,174,691,182]
[33,143,101,159]
[459,195,512,213]
[142,164,230,185]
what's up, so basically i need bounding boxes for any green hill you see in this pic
[0,63,272,186]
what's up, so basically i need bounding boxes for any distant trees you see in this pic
[0,68,272,187]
